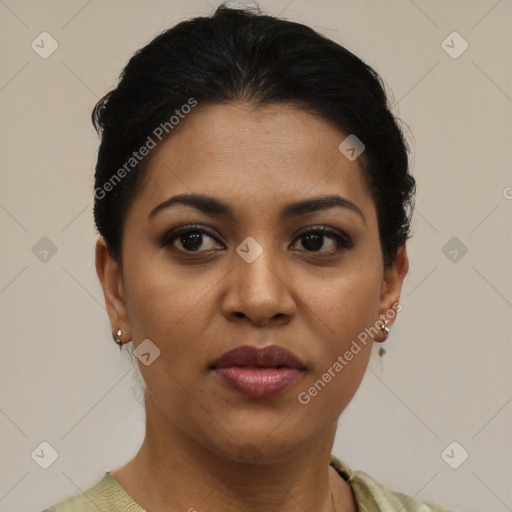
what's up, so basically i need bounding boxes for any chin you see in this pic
[200,418,319,466]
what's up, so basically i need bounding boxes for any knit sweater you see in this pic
[41,454,454,511]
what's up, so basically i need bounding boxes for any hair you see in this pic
[92,2,415,268]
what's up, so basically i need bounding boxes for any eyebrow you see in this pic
[149,193,366,224]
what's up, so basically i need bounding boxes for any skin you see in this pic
[96,103,409,512]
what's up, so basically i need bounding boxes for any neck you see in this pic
[112,396,357,512]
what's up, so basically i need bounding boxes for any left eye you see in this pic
[290,227,352,254]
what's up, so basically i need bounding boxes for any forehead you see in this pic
[134,102,374,219]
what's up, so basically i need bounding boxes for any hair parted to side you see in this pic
[92,2,415,268]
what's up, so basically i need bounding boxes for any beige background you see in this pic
[1,1,511,511]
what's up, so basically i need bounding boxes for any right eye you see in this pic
[161,225,226,253]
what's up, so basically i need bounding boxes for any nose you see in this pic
[221,247,296,327]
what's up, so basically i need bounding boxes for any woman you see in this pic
[42,4,454,511]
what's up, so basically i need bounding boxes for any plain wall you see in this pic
[0,1,511,511]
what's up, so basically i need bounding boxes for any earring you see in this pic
[114,329,123,351]
[379,320,390,358]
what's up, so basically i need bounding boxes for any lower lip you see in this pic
[214,367,304,398]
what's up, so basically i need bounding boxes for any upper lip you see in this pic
[211,345,306,370]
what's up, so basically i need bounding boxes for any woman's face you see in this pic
[97,103,408,463]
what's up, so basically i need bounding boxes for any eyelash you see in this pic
[160,224,353,256]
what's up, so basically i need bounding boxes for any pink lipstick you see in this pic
[211,345,306,398]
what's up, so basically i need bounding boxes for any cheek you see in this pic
[122,253,223,364]
[295,265,382,414]
[122,261,216,410]
[318,264,383,339]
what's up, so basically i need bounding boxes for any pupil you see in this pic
[303,233,323,251]
[181,231,202,251]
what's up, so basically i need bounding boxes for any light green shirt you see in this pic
[41,454,454,511]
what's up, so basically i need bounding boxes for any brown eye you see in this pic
[176,231,206,251]
[162,226,225,253]
[291,227,353,255]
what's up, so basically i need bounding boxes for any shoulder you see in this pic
[350,469,455,511]
[329,455,455,512]
[40,472,144,512]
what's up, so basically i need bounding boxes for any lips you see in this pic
[212,345,306,370]
[211,345,306,398]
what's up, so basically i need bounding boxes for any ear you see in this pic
[95,236,130,344]
[374,244,409,342]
